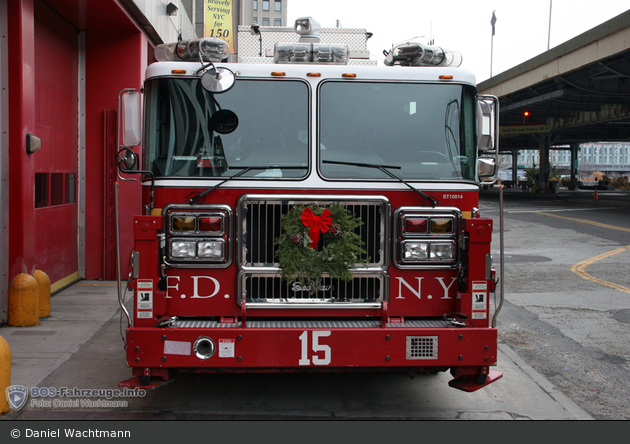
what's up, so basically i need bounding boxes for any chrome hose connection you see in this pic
[193,337,216,360]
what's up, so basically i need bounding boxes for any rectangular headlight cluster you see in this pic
[170,239,225,260]
[395,209,459,267]
[165,206,232,267]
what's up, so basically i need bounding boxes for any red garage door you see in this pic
[32,0,79,290]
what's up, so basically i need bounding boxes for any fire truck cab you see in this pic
[116,17,503,392]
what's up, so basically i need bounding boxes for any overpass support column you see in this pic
[512,151,519,186]
[537,134,551,192]
[570,143,579,190]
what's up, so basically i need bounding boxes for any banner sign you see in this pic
[205,0,234,53]
[500,124,550,136]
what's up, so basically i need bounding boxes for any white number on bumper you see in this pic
[298,331,332,366]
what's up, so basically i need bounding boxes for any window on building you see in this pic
[65,173,76,204]
[50,173,64,206]
[274,18,281,26]
[253,16,258,24]
[263,0,269,11]
[34,172,76,208]
[253,0,257,10]
[35,173,49,208]
[262,17,269,26]
[275,0,282,11]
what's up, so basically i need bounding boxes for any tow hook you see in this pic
[155,316,178,328]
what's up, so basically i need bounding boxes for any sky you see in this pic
[286,0,629,82]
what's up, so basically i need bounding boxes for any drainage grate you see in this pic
[406,336,438,359]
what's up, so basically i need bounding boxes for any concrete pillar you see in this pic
[512,151,519,186]
[538,134,551,192]
[570,143,579,190]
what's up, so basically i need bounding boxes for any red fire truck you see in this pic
[116,18,503,392]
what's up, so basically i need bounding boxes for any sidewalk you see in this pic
[0,281,124,390]
[0,280,595,420]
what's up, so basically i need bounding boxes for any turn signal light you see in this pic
[172,216,196,232]
[430,218,453,234]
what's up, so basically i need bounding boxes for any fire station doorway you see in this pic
[33,0,80,291]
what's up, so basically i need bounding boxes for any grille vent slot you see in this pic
[406,335,438,359]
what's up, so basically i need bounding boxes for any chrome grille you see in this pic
[238,195,389,268]
[238,272,386,304]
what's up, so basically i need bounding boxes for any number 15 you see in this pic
[298,331,331,366]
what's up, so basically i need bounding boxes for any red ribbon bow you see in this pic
[301,207,332,249]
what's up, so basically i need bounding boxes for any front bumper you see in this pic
[121,319,499,389]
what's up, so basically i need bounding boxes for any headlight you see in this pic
[171,240,197,258]
[402,241,429,260]
[430,242,455,260]
[197,240,225,259]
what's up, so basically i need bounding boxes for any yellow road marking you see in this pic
[570,246,630,294]
[535,212,630,293]
[534,212,630,233]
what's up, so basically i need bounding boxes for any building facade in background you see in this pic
[516,143,630,177]
[244,0,287,27]
[0,0,197,323]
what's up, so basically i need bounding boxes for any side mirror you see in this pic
[477,95,498,152]
[119,89,142,147]
[201,67,235,94]
[478,157,497,178]
[117,148,138,171]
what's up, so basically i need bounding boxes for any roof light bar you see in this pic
[274,43,349,65]
[384,42,462,67]
[154,37,230,63]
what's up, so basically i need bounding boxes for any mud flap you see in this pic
[118,368,175,389]
[448,369,503,392]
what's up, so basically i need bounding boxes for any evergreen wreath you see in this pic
[275,204,369,283]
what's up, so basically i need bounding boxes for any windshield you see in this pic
[144,77,309,178]
[318,81,477,181]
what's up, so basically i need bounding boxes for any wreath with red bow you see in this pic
[275,204,369,283]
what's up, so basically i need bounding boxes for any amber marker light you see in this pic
[172,216,196,232]
[171,69,187,74]
[430,218,453,234]
[439,75,454,80]
[341,73,357,78]
[271,71,286,76]
[307,72,321,77]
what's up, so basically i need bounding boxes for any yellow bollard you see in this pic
[33,270,51,318]
[8,273,39,327]
[0,335,11,413]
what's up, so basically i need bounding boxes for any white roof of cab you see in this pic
[145,61,477,86]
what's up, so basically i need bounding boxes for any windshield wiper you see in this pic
[188,165,307,204]
[322,160,439,206]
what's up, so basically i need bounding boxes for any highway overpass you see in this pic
[478,9,630,190]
